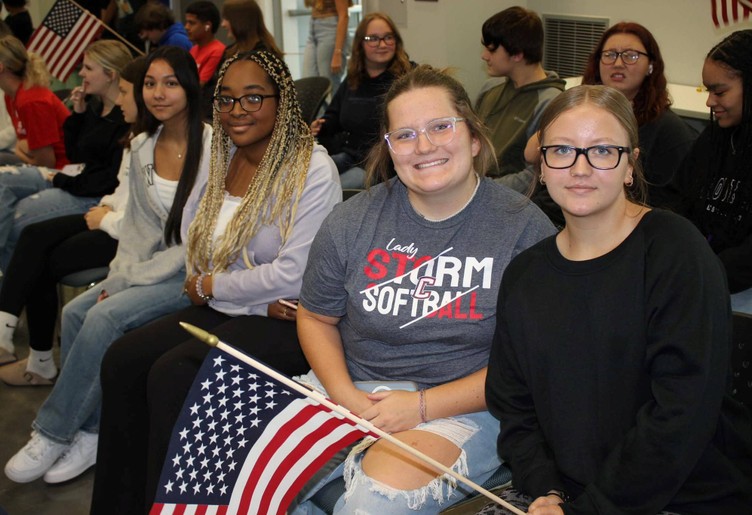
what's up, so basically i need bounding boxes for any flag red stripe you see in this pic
[150,503,165,515]
[712,0,721,27]
[236,403,324,513]
[256,416,362,513]
[50,16,100,80]
[278,431,367,512]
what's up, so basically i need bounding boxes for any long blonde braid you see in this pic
[186,50,313,275]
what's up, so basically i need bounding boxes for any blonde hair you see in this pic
[84,40,133,83]
[0,35,50,88]
[536,84,646,204]
[186,50,313,274]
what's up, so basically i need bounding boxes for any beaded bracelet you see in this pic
[419,389,427,423]
[195,273,213,302]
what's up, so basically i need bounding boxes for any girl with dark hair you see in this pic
[89,49,340,514]
[3,46,212,486]
[198,0,280,119]
[674,29,752,313]
[0,56,148,384]
[580,22,696,208]
[311,12,414,188]
[483,84,751,515]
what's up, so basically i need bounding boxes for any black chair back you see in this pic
[294,77,332,125]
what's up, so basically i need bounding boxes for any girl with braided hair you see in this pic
[89,49,340,514]
[673,29,752,313]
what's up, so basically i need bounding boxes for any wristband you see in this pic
[418,389,427,423]
[547,489,571,503]
[195,273,213,302]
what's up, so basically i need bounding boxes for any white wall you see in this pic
[365,0,516,101]
[529,0,752,87]
[31,0,752,99]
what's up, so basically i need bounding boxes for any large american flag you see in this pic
[711,0,752,27]
[27,0,103,82]
[150,347,376,515]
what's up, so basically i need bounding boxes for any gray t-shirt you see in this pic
[300,177,555,388]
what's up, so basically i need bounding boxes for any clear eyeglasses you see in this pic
[540,145,631,170]
[600,49,649,65]
[384,117,466,155]
[363,34,396,47]
[213,94,277,113]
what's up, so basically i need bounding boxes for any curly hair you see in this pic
[582,22,670,126]
[186,50,313,275]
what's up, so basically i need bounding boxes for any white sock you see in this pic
[26,349,57,379]
[0,311,18,354]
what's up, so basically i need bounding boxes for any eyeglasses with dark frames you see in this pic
[540,145,632,170]
[600,49,650,65]
[363,34,396,47]
[384,117,465,155]
[213,94,278,113]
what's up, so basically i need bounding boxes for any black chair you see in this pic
[731,312,752,408]
[294,77,331,125]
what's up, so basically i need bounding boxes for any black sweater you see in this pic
[487,209,752,514]
[53,101,128,198]
[672,124,752,293]
[317,71,396,166]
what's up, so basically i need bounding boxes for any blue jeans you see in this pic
[731,287,752,315]
[0,166,99,270]
[292,375,501,515]
[331,152,366,189]
[303,16,347,91]
[32,274,190,444]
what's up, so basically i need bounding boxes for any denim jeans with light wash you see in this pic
[32,274,190,444]
[330,152,366,189]
[731,287,752,315]
[0,165,99,271]
[290,372,502,515]
[303,16,347,91]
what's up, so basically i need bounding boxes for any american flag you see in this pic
[711,0,752,27]
[27,0,103,82]
[150,347,376,515]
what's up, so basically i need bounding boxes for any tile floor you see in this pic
[0,318,93,515]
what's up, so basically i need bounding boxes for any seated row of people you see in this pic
[0,5,749,514]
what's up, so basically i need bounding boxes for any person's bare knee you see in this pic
[361,430,461,490]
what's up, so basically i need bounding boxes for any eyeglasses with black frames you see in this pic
[384,117,465,156]
[363,34,396,47]
[540,145,632,170]
[213,94,278,113]
[600,49,650,65]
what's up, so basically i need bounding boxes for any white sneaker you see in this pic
[43,431,98,484]
[4,432,68,483]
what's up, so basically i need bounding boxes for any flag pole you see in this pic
[181,322,526,515]
[64,0,145,56]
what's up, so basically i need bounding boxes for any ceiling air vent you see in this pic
[543,14,609,78]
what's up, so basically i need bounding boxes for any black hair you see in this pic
[134,3,175,31]
[481,6,544,64]
[697,30,752,248]
[118,55,148,148]
[185,1,221,34]
[136,46,204,246]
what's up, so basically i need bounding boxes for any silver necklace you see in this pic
[416,174,481,222]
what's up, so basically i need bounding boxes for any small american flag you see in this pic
[711,0,752,27]
[27,0,103,82]
[150,347,376,515]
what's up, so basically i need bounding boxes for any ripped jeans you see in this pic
[291,374,502,514]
